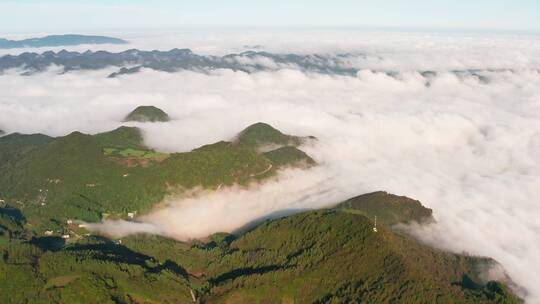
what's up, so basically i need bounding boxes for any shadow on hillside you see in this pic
[65,240,188,279]
[208,265,290,286]
[233,208,313,235]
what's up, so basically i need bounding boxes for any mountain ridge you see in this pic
[0,48,516,83]
[0,34,128,49]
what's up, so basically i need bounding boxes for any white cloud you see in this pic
[1,32,540,302]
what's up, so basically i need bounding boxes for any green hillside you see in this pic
[0,124,315,234]
[0,133,53,173]
[0,207,26,240]
[202,210,519,303]
[123,105,170,122]
[0,124,521,303]
[236,122,316,149]
[263,146,316,168]
[94,126,148,150]
[0,205,520,303]
[335,191,434,225]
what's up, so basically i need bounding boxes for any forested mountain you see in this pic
[0,120,521,303]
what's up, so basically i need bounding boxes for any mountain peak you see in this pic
[335,191,434,225]
[123,106,170,123]
[236,122,302,148]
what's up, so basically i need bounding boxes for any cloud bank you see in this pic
[1,32,540,302]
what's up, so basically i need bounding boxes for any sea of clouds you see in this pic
[1,30,540,302]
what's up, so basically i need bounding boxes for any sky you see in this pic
[0,0,539,34]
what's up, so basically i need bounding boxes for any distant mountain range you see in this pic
[0,48,363,77]
[0,34,128,49]
[0,47,515,82]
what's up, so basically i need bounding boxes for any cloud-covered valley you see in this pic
[1,31,540,302]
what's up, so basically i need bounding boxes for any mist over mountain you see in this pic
[1,30,539,303]
[0,122,521,303]
[0,47,529,80]
[0,48,371,76]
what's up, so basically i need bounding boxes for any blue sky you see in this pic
[0,0,539,33]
